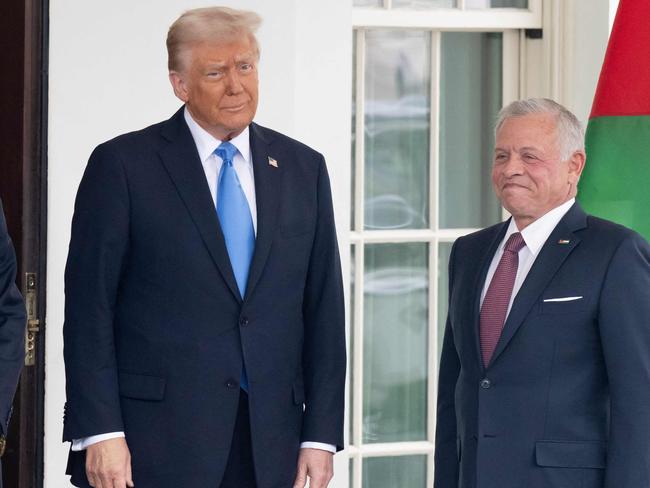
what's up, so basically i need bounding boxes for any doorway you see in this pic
[0,0,48,486]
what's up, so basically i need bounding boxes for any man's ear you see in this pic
[568,149,586,185]
[169,71,189,103]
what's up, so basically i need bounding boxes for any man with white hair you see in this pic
[63,7,345,488]
[435,98,650,488]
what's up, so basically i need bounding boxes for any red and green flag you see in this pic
[579,0,650,240]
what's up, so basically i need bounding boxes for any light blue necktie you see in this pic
[215,141,254,391]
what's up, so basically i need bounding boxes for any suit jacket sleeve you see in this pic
[300,155,346,451]
[434,240,460,488]
[0,199,26,436]
[63,143,130,441]
[598,231,650,487]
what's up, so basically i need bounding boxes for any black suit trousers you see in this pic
[220,390,257,488]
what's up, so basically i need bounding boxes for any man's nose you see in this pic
[225,70,244,94]
[502,155,524,177]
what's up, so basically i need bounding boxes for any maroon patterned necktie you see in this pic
[480,232,526,367]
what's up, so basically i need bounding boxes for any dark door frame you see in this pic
[0,0,48,486]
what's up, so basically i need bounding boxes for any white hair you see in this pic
[495,98,585,160]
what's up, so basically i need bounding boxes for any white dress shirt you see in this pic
[480,198,576,317]
[72,109,335,454]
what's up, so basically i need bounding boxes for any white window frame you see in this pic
[353,0,542,29]
[349,3,540,486]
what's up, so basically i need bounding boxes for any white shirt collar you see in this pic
[183,107,251,164]
[500,198,576,257]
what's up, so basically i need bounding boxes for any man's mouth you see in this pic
[222,103,247,112]
[502,183,528,191]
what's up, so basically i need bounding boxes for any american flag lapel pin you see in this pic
[558,239,571,244]
[268,156,278,168]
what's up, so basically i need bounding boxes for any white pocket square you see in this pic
[543,296,583,302]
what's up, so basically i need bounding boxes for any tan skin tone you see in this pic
[492,112,586,230]
[169,37,259,141]
[86,36,334,488]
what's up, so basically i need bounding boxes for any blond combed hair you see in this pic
[167,6,262,72]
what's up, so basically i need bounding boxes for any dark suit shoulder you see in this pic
[84,118,174,179]
[94,118,168,154]
[454,221,507,254]
[584,214,648,246]
[252,123,324,162]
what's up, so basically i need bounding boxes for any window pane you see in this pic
[439,32,503,229]
[437,242,453,359]
[364,31,430,230]
[393,0,456,8]
[363,456,428,488]
[363,243,428,443]
[465,0,528,7]
[354,0,383,7]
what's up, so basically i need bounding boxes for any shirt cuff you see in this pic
[300,441,337,453]
[71,432,125,451]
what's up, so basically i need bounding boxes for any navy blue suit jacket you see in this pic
[63,108,346,488]
[435,202,650,488]
[0,199,26,488]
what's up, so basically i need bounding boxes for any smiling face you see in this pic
[492,112,585,229]
[169,36,259,140]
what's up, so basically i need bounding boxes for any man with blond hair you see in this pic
[435,98,650,488]
[63,7,345,488]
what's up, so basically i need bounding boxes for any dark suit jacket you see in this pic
[435,202,650,488]
[63,108,346,488]
[0,199,26,488]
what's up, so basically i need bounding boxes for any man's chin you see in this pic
[224,115,254,132]
[501,199,532,218]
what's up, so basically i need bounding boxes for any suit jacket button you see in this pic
[480,378,491,389]
[239,317,249,327]
[226,379,237,389]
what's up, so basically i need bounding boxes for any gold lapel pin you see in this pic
[558,239,571,244]
[268,156,278,168]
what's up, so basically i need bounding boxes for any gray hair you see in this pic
[167,7,262,72]
[495,98,585,160]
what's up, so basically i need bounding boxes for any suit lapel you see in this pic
[244,123,282,300]
[157,108,242,303]
[472,222,509,372]
[488,203,587,366]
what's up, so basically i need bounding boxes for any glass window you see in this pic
[354,0,383,7]
[466,0,528,7]
[437,242,454,358]
[393,0,456,8]
[363,243,428,443]
[351,10,521,484]
[439,32,503,229]
[364,30,431,230]
[363,456,428,488]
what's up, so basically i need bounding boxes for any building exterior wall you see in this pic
[45,0,613,486]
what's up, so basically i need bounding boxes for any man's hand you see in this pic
[293,448,334,488]
[85,437,134,488]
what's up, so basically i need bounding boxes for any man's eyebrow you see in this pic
[494,145,541,153]
[204,62,227,70]
[234,52,256,62]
